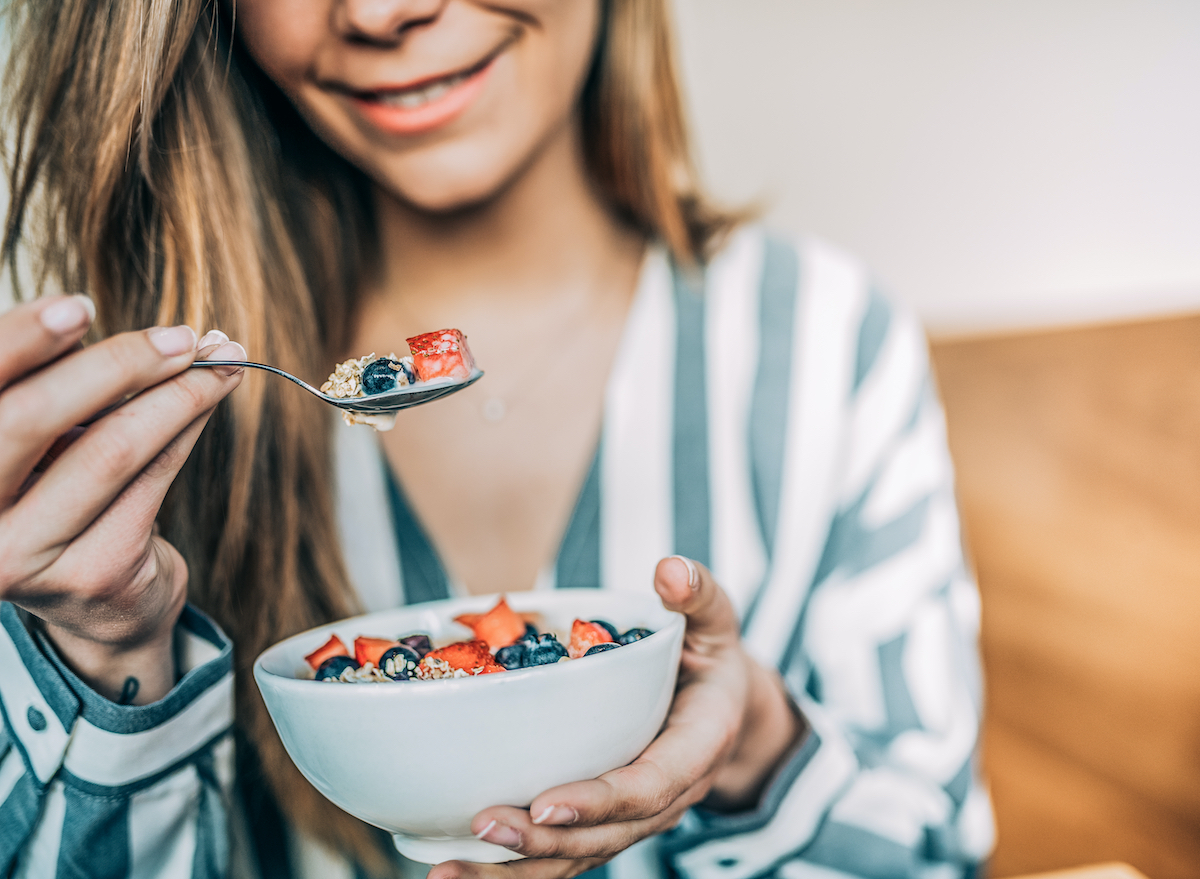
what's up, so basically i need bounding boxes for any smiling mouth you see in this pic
[353,35,513,111]
[362,59,488,110]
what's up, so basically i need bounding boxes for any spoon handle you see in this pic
[190,360,325,398]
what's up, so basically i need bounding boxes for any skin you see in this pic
[237,2,806,874]
[0,298,246,704]
[2,0,804,874]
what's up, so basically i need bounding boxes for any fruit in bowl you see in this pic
[253,588,685,865]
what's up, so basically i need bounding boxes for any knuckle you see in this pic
[644,787,675,817]
[626,763,675,817]
[0,384,42,443]
[98,335,150,380]
[141,445,180,481]
[89,428,141,477]
[532,834,573,861]
[172,372,215,411]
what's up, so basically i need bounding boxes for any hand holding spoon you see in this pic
[190,360,483,413]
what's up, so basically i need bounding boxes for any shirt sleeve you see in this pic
[662,288,994,879]
[0,601,235,879]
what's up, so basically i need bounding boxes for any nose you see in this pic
[334,0,447,44]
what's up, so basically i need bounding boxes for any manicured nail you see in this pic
[149,325,197,357]
[474,820,496,840]
[481,822,522,848]
[534,805,578,826]
[40,294,94,334]
[208,340,246,376]
[198,329,229,349]
[671,555,699,591]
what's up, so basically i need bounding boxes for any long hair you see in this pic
[2,0,736,871]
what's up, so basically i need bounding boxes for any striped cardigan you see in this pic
[0,227,994,878]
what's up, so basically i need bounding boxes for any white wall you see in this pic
[673,0,1200,335]
[7,5,1200,334]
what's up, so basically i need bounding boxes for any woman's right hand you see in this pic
[0,294,245,705]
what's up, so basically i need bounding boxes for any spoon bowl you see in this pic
[192,360,483,413]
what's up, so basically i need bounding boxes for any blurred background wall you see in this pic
[669,3,1200,876]
[672,0,1200,335]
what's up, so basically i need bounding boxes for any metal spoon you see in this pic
[191,361,483,413]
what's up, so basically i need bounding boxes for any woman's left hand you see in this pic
[429,556,807,879]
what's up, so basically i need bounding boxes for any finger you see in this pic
[469,771,714,861]
[0,324,202,500]
[4,342,244,560]
[654,556,743,654]
[14,331,232,503]
[54,409,215,578]
[469,679,740,859]
[534,677,739,826]
[428,855,610,879]
[0,294,95,390]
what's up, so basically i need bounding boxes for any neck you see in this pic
[371,120,643,321]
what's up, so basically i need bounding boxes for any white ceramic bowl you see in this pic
[254,589,685,864]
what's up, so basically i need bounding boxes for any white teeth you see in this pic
[376,72,467,109]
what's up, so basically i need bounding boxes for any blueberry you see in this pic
[495,643,527,670]
[584,643,620,657]
[526,634,569,666]
[400,634,432,657]
[315,655,359,681]
[618,628,654,645]
[379,645,421,680]
[590,619,620,640]
[515,625,540,653]
[362,358,403,395]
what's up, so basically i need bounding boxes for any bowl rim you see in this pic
[253,589,686,697]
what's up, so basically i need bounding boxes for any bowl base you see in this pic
[391,833,527,865]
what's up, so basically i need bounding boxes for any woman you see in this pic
[0,1,992,877]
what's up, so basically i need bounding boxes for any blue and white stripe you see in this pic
[1,225,992,878]
[0,603,234,878]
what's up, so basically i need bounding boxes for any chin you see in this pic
[371,137,540,216]
[385,171,510,215]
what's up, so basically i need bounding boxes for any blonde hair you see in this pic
[3,0,736,871]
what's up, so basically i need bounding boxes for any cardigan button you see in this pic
[26,706,47,732]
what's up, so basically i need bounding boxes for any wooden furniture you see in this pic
[930,316,1200,879]
[1010,864,1150,879]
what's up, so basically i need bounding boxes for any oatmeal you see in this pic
[301,597,655,684]
[321,329,477,430]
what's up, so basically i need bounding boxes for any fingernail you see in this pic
[198,329,229,349]
[534,805,577,826]
[208,340,246,376]
[40,294,94,334]
[474,819,496,840]
[149,325,197,356]
[671,555,699,591]
[481,822,522,848]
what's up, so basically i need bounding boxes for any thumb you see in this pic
[654,556,742,652]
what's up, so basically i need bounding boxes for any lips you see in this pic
[346,51,499,137]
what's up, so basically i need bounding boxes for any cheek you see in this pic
[234,0,602,212]
[235,0,329,92]
[368,4,601,209]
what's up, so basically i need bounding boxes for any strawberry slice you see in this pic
[421,639,507,676]
[354,636,401,668]
[304,634,349,670]
[568,619,614,659]
[406,329,476,382]
[454,597,527,650]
